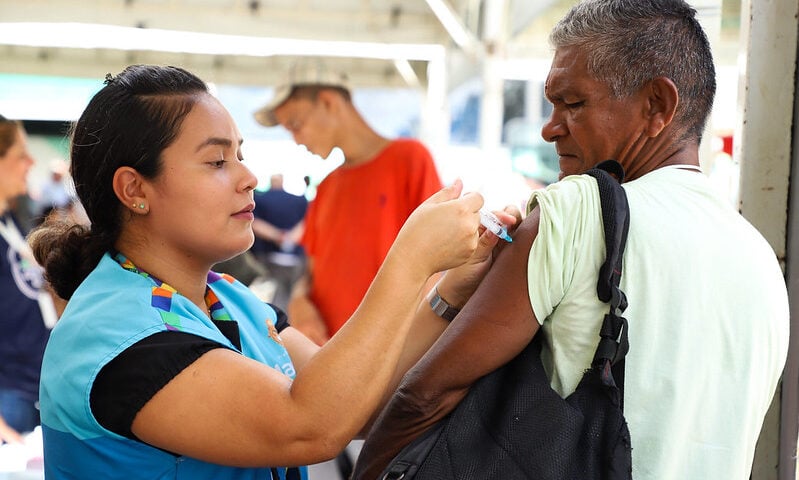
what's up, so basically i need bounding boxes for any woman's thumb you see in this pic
[425,178,464,204]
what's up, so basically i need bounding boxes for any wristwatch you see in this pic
[429,287,460,322]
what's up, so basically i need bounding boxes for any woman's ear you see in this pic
[645,76,679,138]
[112,167,149,215]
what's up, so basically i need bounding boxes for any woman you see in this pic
[0,115,53,444]
[29,65,513,479]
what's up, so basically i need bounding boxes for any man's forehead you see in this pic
[273,97,308,119]
[544,66,573,96]
[275,96,306,112]
[545,46,589,92]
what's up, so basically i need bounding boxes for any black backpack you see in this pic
[376,160,633,480]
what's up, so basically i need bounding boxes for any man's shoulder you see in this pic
[533,173,599,202]
[376,138,434,167]
[387,137,431,153]
[527,173,602,220]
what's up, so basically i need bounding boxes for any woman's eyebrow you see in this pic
[195,137,243,152]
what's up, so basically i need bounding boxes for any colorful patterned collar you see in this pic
[112,251,234,324]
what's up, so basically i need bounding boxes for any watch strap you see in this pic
[429,287,460,322]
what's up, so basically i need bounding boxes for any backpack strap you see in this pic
[585,160,631,409]
[379,423,445,480]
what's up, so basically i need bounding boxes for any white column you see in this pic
[478,0,507,152]
[479,55,504,150]
[736,0,798,479]
[420,52,450,151]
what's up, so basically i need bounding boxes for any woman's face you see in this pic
[0,127,34,205]
[140,94,258,267]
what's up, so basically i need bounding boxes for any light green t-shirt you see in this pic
[527,167,789,480]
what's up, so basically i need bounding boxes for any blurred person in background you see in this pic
[0,115,56,444]
[251,173,308,311]
[36,158,75,224]
[212,249,269,288]
[254,60,443,347]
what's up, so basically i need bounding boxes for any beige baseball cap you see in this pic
[254,60,350,127]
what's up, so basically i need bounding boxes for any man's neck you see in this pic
[344,134,391,167]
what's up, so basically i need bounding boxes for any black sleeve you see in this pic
[90,331,232,440]
[268,303,291,332]
[91,306,287,441]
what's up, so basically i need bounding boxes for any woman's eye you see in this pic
[211,159,227,168]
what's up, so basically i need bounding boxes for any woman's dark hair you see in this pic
[29,65,208,299]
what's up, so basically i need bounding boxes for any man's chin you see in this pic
[309,148,333,160]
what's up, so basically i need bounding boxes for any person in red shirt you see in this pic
[255,61,443,346]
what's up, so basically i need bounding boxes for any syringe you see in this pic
[479,210,513,243]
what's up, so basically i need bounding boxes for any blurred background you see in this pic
[0,0,742,211]
[2,1,799,479]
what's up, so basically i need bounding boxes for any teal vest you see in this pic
[40,253,307,480]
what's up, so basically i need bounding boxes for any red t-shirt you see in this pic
[302,139,442,335]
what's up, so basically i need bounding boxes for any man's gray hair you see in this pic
[550,0,716,142]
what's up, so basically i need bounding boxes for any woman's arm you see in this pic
[379,209,520,414]
[274,210,520,439]
[352,208,542,479]
[131,182,485,467]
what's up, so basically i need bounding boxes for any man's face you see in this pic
[541,45,649,180]
[273,96,337,159]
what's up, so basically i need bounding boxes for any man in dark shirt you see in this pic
[251,174,308,310]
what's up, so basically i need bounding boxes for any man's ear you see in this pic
[645,76,679,138]
[112,166,149,214]
[317,88,344,115]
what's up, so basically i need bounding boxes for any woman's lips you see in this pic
[232,203,255,220]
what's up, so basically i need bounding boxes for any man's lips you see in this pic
[557,153,576,180]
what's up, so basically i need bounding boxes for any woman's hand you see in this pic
[390,180,484,279]
[435,206,521,308]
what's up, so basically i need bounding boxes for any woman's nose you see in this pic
[240,163,258,192]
